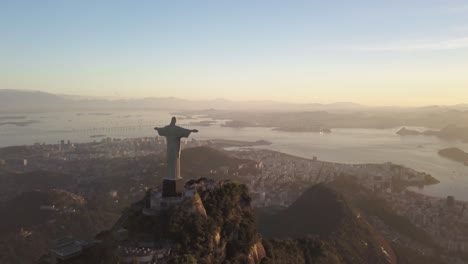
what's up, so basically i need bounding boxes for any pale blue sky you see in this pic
[1,1,468,105]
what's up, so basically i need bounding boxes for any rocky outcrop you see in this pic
[42,180,398,264]
[60,180,264,264]
[248,241,266,264]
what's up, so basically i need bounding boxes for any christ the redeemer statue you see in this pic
[154,117,198,197]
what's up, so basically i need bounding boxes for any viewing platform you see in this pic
[142,186,197,215]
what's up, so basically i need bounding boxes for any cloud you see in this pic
[349,37,468,52]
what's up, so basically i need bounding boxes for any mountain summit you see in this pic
[43,180,397,264]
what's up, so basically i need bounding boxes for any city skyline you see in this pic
[2,1,468,106]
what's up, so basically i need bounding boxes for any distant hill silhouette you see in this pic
[0,90,68,112]
[259,184,346,238]
[396,125,468,142]
[258,184,396,264]
[0,89,365,112]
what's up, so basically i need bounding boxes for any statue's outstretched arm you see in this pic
[180,128,198,138]
[154,127,164,136]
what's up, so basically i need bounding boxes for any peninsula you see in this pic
[397,125,468,142]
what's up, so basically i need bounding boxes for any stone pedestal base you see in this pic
[162,179,184,198]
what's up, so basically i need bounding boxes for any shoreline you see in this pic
[1,133,466,201]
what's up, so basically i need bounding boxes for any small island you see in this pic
[188,120,217,127]
[273,126,332,133]
[396,127,422,135]
[438,148,468,166]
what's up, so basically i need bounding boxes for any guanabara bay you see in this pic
[2,1,468,263]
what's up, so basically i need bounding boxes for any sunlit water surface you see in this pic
[1,111,467,201]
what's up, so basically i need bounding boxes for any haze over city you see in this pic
[2,1,468,264]
[2,1,468,106]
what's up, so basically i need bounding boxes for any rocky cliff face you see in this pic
[62,179,265,264]
[48,180,397,264]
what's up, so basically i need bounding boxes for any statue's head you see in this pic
[170,117,176,125]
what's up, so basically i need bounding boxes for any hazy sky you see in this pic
[2,1,468,106]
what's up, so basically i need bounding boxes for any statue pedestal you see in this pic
[162,179,184,198]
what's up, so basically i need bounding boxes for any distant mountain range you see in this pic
[1,89,467,113]
[0,89,367,112]
[0,89,458,112]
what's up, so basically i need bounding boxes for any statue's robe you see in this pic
[156,125,192,180]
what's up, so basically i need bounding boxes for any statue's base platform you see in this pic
[145,180,198,212]
[148,191,185,212]
[162,178,184,198]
